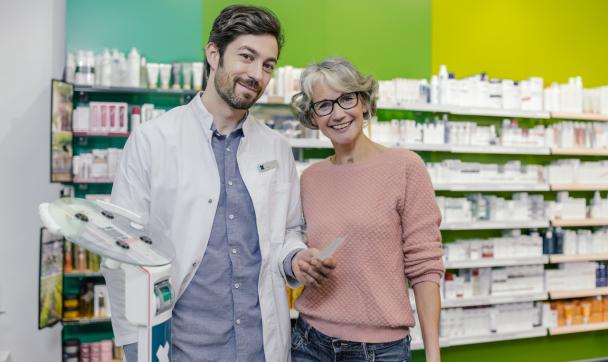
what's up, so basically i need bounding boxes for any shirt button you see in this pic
[236,319,241,325]
[234,283,240,289]
[232,248,237,254]
[228,181,233,186]
[208,199,213,204]
[228,214,234,220]
[226,147,231,152]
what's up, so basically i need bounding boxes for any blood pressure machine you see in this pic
[39,198,175,362]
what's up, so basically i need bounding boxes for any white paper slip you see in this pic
[316,237,345,260]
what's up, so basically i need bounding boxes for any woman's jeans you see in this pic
[291,317,411,362]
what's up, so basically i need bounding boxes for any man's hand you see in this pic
[292,248,336,288]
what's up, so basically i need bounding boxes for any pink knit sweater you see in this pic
[296,148,444,343]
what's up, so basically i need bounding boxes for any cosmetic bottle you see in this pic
[127,48,141,88]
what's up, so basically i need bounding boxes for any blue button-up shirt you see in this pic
[171,120,265,362]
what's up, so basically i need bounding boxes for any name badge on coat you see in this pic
[257,160,279,173]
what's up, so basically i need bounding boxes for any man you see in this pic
[102,5,334,361]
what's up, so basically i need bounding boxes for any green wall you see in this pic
[432,0,608,87]
[203,0,432,80]
[66,0,203,62]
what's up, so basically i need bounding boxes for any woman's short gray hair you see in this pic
[291,57,378,129]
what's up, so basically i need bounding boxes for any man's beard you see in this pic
[214,65,262,110]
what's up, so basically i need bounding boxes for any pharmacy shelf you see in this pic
[72,178,114,184]
[551,112,608,122]
[549,253,608,263]
[287,138,332,148]
[549,322,608,336]
[376,101,551,119]
[450,107,551,119]
[450,145,550,155]
[551,219,608,227]
[287,138,552,156]
[442,292,548,308]
[397,143,454,152]
[434,183,550,192]
[440,220,549,230]
[64,271,103,277]
[441,326,547,348]
[550,184,608,191]
[62,317,112,325]
[74,85,196,96]
[551,148,608,156]
[444,256,549,269]
[73,131,129,137]
[377,101,451,113]
[549,287,608,300]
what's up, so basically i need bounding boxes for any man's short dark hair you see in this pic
[203,5,284,90]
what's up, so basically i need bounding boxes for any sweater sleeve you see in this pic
[400,153,445,286]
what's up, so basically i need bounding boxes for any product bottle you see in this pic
[85,51,96,86]
[101,49,112,87]
[79,282,95,318]
[64,240,73,272]
[130,106,141,132]
[430,75,439,104]
[127,48,141,88]
[74,50,86,85]
[65,53,76,83]
[139,57,148,88]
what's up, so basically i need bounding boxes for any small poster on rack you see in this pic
[50,79,73,183]
[38,227,64,329]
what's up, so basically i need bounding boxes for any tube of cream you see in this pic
[192,62,203,91]
[159,64,172,90]
[171,63,181,90]
[182,63,192,90]
[147,63,159,89]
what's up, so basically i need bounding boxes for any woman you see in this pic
[290,57,444,362]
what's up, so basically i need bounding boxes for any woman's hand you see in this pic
[292,248,337,288]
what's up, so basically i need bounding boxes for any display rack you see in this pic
[549,322,608,336]
[551,219,608,227]
[444,256,549,269]
[549,287,608,300]
[50,82,608,353]
[549,253,608,263]
[442,292,549,308]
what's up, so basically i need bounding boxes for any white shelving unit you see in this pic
[549,322,608,336]
[549,287,608,300]
[551,219,608,227]
[450,145,550,155]
[551,184,608,191]
[551,148,608,156]
[376,101,551,119]
[549,253,608,263]
[434,183,550,192]
[440,220,549,231]
[444,255,549,269]
[442,292,548,308]
[551,112,608,122]
[440,327,548,348]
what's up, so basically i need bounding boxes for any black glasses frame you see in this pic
[310,92,360,117]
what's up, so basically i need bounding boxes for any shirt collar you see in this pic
[189,92,251,138]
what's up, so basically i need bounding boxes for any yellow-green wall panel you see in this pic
[432,0,608,86]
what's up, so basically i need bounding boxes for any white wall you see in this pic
[0,0,65,361]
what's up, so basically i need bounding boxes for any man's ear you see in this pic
[205,42,220,72]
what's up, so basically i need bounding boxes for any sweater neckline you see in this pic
[323,148,399,171]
